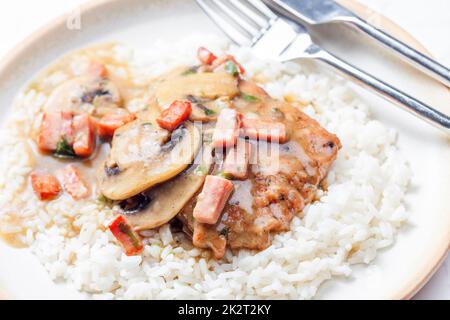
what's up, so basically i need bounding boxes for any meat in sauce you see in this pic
[177,80,341,258]
[17,45,341,260]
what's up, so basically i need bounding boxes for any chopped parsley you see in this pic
[219,227,229,239]
[195,165,208,176]
[216,172,232,180]
[98,195,114,207]
[241,92,259,102]
[118,222,140,249]
[181,66,199,76]
[225,61,239,76]
[186,95,200,103]
[204,108,216,116]
[54,137,77,159]
[197,104,216,116]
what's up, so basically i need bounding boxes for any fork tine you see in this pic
[212,0,260,38]
[228,0,270,29]
[196,0,251,46]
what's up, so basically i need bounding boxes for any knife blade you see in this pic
[263,0,450,87]
[261,0,354,24]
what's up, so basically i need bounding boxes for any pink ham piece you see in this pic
[212,108,241,149]
[193,175,234,225]
[240,117,287,144]
[73,114,97,158]
[197,47,217,65]
[30,171,61,201]
[86,61,108,78]
[38,112,75,152]
[223,141,252,180]
[57,165,90,200]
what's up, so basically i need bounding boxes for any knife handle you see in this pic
[306,45,450,135]
[345,16,450,88]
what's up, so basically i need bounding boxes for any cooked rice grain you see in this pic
[0,36,411,299]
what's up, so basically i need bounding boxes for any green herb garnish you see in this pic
[219,227,229,239]
[118,222,140,249]
[142,122,153,128]
[98,195,114,207]
[54,137,77,159]
[181,66,199,76]
[204,108,216,116]
[182,70,196,76]
[241,92,259,102]
[216,172,232,180]
[195,165,208,176]
[225,61,239,76]
[197,104,216,116]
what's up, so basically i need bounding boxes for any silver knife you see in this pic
[262,0,450,87]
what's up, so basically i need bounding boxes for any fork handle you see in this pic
[306,45,450,135]
[344,16,450,87]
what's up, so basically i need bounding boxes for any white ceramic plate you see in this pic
[0,0,448,300]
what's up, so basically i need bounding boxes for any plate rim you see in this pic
[0,0,448,300]
[338,0,450,300]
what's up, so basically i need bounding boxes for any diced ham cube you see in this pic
[97,113,136,137]
[38,112,75,152]
[73,114,97,157]
[156,100,192,132]
[197,47,217,65]
[86,61,108,78]
[57,165,90,200]
[212,109,241,149]
[30,171,61,201]
[193,175,234,225]
[60,112,75,145]
[223,141,252,180]
[240,118,287,143]
[109,215,143,256]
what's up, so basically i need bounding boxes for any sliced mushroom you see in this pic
[155,72,239,109]
[120,143,214,231]
[98,119,201,200]
[45,75,122,116]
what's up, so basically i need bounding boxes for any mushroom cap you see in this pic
[45,75,123,116]
[120,142,214,231]
[156,71,239,109]
[97,119,201,200]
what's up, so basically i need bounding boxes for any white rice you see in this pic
[0,35,412,300]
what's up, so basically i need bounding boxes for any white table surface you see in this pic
[0,0,448,300]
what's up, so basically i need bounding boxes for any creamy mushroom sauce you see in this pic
[27,45,152,200]
[0,44,150,247]
[1,45,341,260]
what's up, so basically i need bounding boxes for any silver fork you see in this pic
[263,0,450,88]
[196,0,450,135]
